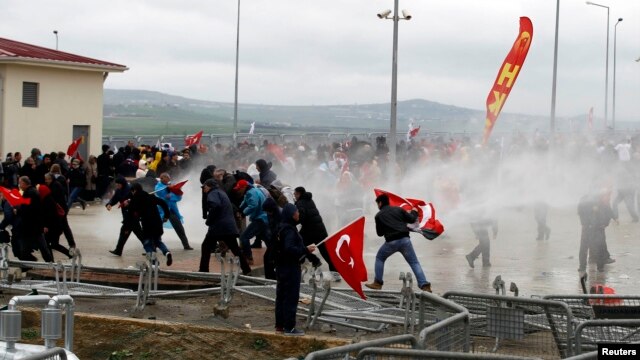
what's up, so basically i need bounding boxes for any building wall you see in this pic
[0,64,104,159]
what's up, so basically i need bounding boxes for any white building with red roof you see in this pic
[0,37,127,160]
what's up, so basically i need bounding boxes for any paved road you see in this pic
[43,191,640,297]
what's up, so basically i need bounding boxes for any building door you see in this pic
[72,125,90,161]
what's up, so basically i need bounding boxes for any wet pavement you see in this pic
[46,196,640,297]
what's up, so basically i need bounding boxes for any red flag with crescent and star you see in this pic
[374,188,444,240]
[185,130,203,147]
[483,17,533,144]
[323,216,367,299]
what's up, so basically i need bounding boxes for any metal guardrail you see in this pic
[443,291,575,358]
[304,334,418,360]
[18,347,68,360]
[573,319,640,354]
[564,351,598,360]
[356,348,541,360]
[543,294,640,321]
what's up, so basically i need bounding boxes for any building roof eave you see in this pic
[0,57,128,72]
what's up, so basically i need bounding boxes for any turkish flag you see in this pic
[323,216,368,299]
[168,180,188,196]
[185,130,203,147]
[374,188,444,240]
[0,186,31,207]
[66,136,84,157]
[409,126,420,138]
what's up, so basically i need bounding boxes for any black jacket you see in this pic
[295,192,328,243]
[205,188,238,236]
[374,204,418,242]
[16,186,43,237]
[128,190,170,238]
[275,204,309,266]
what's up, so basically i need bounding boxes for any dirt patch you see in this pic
[14,290,368,360]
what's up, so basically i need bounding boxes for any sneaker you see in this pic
[166,252,173,266]
[184,246,194,250]
[81,201,87,211]
[284,328,305,336]
[420,284,432,293]
[465,254,474,268]
[605,258,616,264]
[331,272,342,282]
[109,250,122,256]
[69,247,76,257]
[482,263,492,268]
[365,281,382,290]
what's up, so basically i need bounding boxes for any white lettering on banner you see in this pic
[335,235,355,269]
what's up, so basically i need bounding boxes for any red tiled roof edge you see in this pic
[0,37,127,70]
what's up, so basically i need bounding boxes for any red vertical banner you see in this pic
[483,17,533,144]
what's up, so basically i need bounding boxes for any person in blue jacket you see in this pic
[235,179,269,264]
[154,173,193,250]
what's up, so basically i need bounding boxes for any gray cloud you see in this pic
[1,0,638,122]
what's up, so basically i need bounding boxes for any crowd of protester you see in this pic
[1,130,639,333]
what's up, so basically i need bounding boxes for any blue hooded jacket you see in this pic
[240,185,268,224]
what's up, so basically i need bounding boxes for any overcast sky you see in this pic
[2,0,639,122]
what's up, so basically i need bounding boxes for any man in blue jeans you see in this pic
[365,194,432,293]
[235,179,269,265]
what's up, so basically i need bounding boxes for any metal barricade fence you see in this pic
[543,295,640,321]
[416,292,470,352]
[563,351,597,360]
[19,348,68,360]
[573,319,640,354]
[304,334,418,360]
[443,291,575,359]
[356,348,542,360]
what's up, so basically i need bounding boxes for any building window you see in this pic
[22,82,39,107]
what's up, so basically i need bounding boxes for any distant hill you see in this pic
[104,89,624,136]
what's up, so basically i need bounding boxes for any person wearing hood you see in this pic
[200,179,251,275]
[274,203,318,336]
[235,179,269,264]
[199,165,216,219]
[106,177,144,256]
[136,159,148,179]
[294,186,339,281]
[154,173,193,250]
[255,159,277,188]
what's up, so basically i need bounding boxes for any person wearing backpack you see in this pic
[235,179,269,265]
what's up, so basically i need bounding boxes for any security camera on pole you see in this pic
[377,1,411,170]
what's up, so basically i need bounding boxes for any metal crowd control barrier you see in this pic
[416,291,470,352]
[443,291,575,359]
[543,294,640,321]
[19,347,69,360]
[304,334,418,360]
[213,252,241,318]
[573,319,640,354]
[564,351,597,360]
[356,348,541,360]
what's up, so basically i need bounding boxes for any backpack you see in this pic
[267,185,289,208]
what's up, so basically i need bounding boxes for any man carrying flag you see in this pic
[365,193,432,293]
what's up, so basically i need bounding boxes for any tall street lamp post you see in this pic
[613,18,622,130]
[377,1,411,166]
[53,30,58,50]
[550,0,560,134]
[586,1,610,129]
[233,0,241,140]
